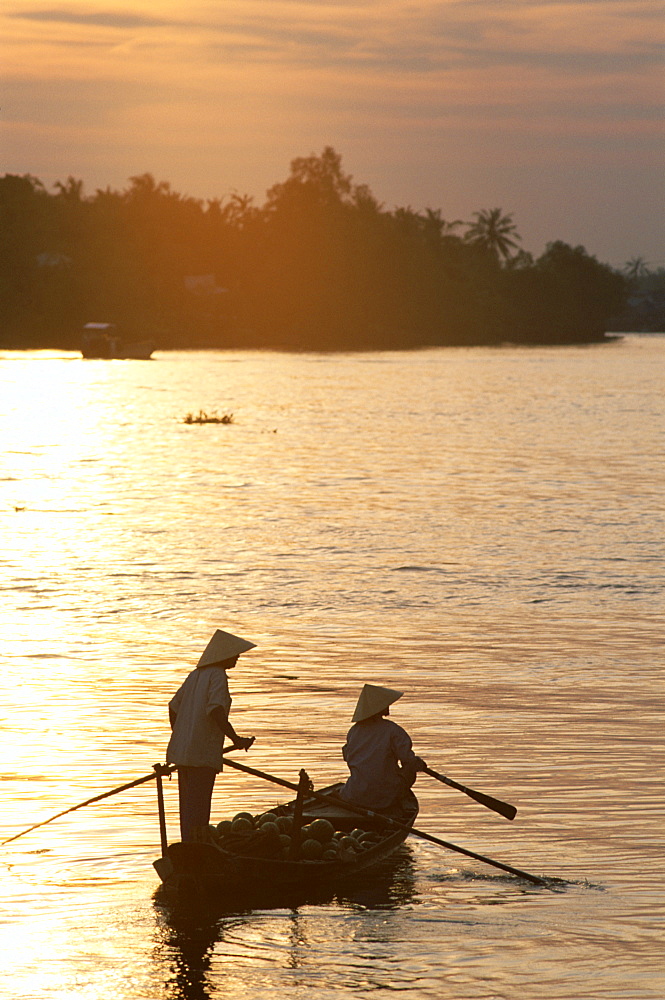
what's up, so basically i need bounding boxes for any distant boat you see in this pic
[81,323,154,360]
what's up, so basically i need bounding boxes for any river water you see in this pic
[0,337,663,999]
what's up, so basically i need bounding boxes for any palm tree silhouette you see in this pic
[623,257,649,281]
[465,208,521,260]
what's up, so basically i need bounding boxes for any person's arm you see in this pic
[400,758,418,787]
[393,727,427,786]
[168,689,182,730]
[210,705,254,750]
[399,755,428,785]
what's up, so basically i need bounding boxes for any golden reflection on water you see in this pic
[0,340,663,999]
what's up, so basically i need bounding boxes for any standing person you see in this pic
[338,684,427,817]
[166,629,256,842]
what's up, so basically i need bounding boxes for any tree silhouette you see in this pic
[0,152,630,349]
[623,257,649,281]
[265,146,354,213]
[465,208,521,260]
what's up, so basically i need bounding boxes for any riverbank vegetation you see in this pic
[0,147,633,351]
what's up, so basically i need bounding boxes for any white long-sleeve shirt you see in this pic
[166,666,232,770]
[339,716,417,810]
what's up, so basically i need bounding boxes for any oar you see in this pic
[422,766,517,821]
[221,756,548,886]
[0,743,249,848]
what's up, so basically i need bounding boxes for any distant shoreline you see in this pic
[1,158,635,354]
[4,331,654,355]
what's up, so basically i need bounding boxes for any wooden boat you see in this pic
[81,323,154,359]
[153,782,418,901]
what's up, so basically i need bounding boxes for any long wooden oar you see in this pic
[0,743,249,848]
[0,765,176,848]
[423,766,517,821]
[222,756,548,886]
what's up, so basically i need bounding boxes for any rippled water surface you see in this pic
[1,338,663,999]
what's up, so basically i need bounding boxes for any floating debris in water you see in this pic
[183,410,234,425]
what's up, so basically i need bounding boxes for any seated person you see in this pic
[338,684,426,816]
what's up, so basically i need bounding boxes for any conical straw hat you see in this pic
[352,684,403,723]
[196,629,256,668]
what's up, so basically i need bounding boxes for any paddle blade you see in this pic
[423,767,517,821]
[462,786,517,821]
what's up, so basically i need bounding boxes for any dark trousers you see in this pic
[177,765,217,841]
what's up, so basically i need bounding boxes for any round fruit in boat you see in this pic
[232,812,254,826]
[308,818,335,843]
[231,817,253,834]
[300,838,324,860]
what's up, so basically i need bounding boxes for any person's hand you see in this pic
[233,736,255,752]
[415,756,428,771]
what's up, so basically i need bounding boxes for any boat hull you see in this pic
[154,782,417,901]
[80,323,154,359]
[81,339,154,359]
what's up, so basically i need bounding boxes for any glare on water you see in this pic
[0,338,663,999]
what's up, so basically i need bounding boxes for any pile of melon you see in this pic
[210,810,384,861]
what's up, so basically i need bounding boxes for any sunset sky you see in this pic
[2,1,663,266]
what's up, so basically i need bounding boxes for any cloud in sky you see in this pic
[1,1,663,263]
[6,8,178,28]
